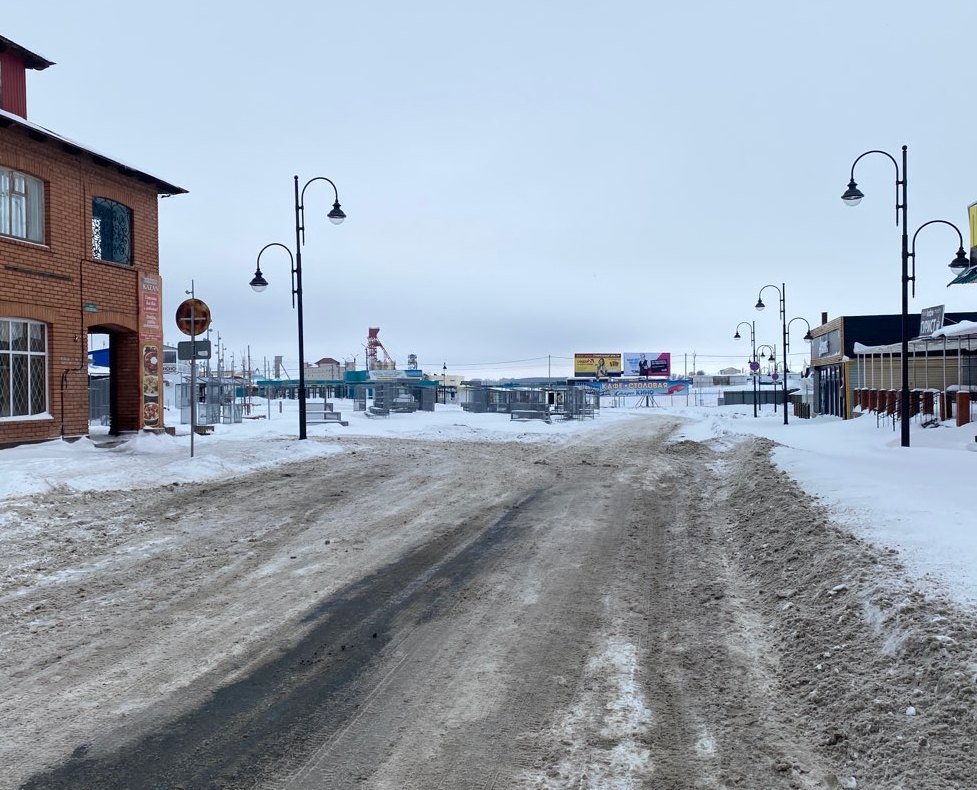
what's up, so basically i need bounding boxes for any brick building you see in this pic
[1,34,185,446]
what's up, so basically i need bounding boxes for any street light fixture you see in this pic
[841,147,912,445]
[250,175,345,440]
[910,219,969,287]
[755,282,789,425]
[442,362,447,404]
[734,320,758,418]
[842,146,965,446]
[786,317,813,415]
[756,344,778,412]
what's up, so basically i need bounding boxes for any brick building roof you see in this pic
[0,107,186,195]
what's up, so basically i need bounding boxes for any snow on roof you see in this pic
[853,320,977,355]
[0,108,187,196]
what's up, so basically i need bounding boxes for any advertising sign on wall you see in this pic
[970,201,977,266]
[622,352,671,377]
[813,329,841,361]
[139,274,164,430]
[574,353,622,377]
[918,305,945,336]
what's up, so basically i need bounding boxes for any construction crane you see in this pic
[366,327,396,371]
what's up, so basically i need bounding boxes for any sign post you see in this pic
[176,293,212,458]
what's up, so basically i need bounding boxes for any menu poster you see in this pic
[139,275,164,429]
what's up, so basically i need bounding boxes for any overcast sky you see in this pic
[6,2,977,378]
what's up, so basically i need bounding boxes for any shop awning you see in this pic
[948,265,977,286]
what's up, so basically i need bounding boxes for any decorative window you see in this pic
[0,319,48,419]
[0,167,45,243]
[92,197,132,264]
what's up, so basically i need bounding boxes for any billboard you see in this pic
[595,379,690,396]
[574,353,622,377]
[622,352,670,377]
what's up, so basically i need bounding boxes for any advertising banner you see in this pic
[622,352,670,377]
[574,353,622,377]
[970,201,977,266]
[139,274,163,429]
[594,379,690,396]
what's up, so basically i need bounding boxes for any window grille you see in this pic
[0,319,48,419]
[92,197,132,264]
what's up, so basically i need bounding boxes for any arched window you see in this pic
[0,167,45,243]
[92,197,132,264]
[0,319,48,419]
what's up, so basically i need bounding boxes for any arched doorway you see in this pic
[87,323,142,437]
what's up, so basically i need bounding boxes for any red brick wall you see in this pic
[1,121,162,445]
[0,52,28,117]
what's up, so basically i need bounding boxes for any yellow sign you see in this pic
[574,353,622,377]
[969,202,977,257]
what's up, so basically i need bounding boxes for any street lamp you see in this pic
[757,345,777,364]
[787,316,813,412]
[250,175,345,440]
[734,321,758,417]
[786,316,813,367]
[910,220,969,289]
[442,363,447,404]
[755,282,789,425]
[841,147,912,445]
[843,148,966,445]
[756,344,777,413]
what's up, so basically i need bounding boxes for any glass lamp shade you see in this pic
[250,270,269,292]
[949,248,970,274]
[328,202,347,225]
[841,180,864,206]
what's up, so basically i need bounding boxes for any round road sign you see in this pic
[175,298,212,337]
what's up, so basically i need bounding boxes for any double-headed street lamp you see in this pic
[250,176,346,440]
[842,146,965,446]
[755,283,789,425]
[756,344,778,412]
[734,321,758,417]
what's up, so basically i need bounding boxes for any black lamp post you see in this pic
[842,147,912,445]
[734,321,758,418]
[442,362,447,404]
[843,147,967,445]
[756,344,777,412]
[250,176,345,440]
[756,283,789,425]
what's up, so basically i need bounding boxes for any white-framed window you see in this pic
[0,167,45,244]
[0,319,48,419]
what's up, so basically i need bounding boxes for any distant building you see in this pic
[309,357,343,380]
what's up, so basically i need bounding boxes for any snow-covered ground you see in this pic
[3,398,976,606]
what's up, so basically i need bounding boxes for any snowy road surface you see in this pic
[3,416,977,788]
